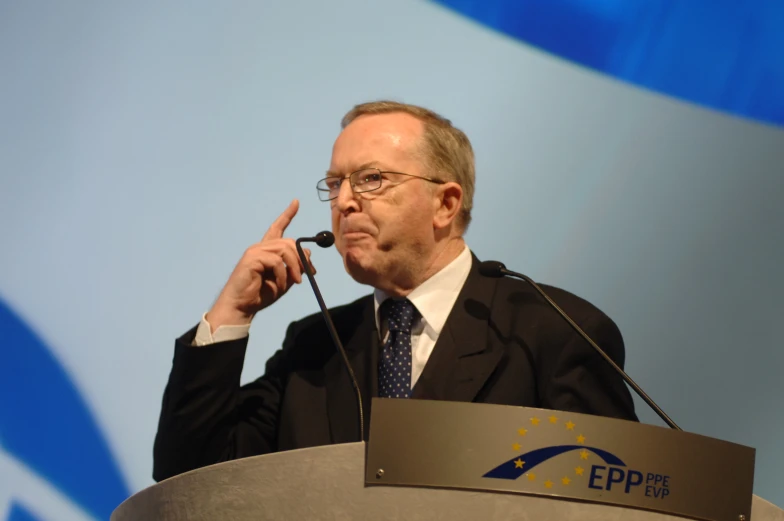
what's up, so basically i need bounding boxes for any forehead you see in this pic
[329,113,425,173]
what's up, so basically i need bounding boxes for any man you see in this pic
[153,101,637,482]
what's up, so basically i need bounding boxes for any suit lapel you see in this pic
[325,297,376,443]
[412,255,503,402]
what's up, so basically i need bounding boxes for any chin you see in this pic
[342,249,379,286]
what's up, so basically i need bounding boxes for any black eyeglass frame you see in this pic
[316,168,445,202]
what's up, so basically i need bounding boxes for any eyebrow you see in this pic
[326,161,383,177]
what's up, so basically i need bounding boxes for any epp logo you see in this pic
[483,415,671,499]
[0,299,129,520]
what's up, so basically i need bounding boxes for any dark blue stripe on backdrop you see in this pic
[433,0,784,126]
[0,299,130,520]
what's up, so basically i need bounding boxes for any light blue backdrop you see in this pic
[1,1,782,518]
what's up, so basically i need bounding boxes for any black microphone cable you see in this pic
[479,260,680,431]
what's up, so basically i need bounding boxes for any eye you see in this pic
[325,177,342,191]
[356,172,381,186]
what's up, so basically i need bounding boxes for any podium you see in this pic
[113,399,783,521]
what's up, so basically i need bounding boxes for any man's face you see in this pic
[328,113,439,290]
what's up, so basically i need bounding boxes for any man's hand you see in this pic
[206,200,314,331]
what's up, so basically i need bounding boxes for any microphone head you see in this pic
[478,260,507,278]
[315,231,335,248]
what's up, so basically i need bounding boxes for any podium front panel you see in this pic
[366,399,755,521]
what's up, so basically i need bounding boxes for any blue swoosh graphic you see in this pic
[432,0,784,126]
[484,444,625,479]
[0,298,130,520]
[7,503,41,521]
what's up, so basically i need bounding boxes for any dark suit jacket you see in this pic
[153,257,637,482]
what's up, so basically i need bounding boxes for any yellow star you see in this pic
[565,421,576,431]
[530,417,540,426]
[514,458,525,469]
[544,480,554,488]
[575,466,585,476]
[512,442,522,451]
[580,449,589,460]
[517,427,528,436]
[527,473,536,481]
[549,415,558,424]
[562,476,571,485]
[577,434,586,444]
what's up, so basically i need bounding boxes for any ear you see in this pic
[432,182,463,231]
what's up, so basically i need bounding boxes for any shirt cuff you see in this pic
[192,313,251,346]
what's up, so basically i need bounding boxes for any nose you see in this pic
[334,177,359,214]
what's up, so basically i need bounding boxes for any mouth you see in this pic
[342,231,372,240]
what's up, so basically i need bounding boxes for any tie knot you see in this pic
[382,298,418,333]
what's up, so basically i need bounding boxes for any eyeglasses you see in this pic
[316,168,445,202]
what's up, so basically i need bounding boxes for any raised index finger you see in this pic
[263,199,299,241]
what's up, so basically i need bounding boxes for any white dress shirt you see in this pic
[194,246,474,391]
[374,245,472,388]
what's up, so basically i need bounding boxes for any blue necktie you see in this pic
[379,299,418,399]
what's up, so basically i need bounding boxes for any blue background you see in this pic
[0,0,781,517]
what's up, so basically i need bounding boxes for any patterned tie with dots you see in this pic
[379,298,418,399]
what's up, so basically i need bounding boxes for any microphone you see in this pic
[296,231,364,441]
[479,260,681,431]
[313,230,335,248]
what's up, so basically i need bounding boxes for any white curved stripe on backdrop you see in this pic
[0,450,94,521]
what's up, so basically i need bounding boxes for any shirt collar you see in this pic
[374,245,472,334]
